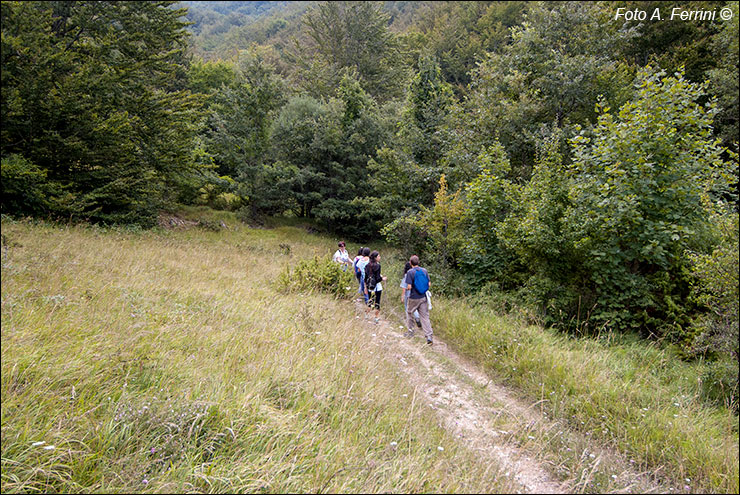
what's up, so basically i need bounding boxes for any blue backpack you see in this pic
[412,268,429,294]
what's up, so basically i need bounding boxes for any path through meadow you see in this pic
[354,300,671,494]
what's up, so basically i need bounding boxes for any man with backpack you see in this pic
[403,255,434,345]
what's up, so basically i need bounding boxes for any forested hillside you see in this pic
[2,1,738,407]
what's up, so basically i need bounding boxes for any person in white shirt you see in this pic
[332,241,352,271]
[356,247,371,304]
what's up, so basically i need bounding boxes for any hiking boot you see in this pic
[404,330,415,338]
[426,338,433,345]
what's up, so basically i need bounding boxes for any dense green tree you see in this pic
[291,1,407,101]
[187,58,238,98]
[366,54,456,221]
[269,75,391,235]
[199,49,287,216]
[614,1,725,82]
[707,1,739,150]
[459,143,521,289]
[1,1,204,225]
[687,211,739,360]
[447,1,635,179]
[403,1,528,92]
[564,68,734,334]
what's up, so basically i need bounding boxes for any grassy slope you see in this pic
[427,300,739,493]
[1,217,512,493]
[2,213,738,493]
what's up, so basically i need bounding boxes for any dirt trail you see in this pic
[354,300,670,494]
[355,301,565,494]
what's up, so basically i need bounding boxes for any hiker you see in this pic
[401,260,422,330]
[355,247,371,305]
[353,247,365,300]
[364,250,387,324]
[332,241,352,271]
[403,255,434,345]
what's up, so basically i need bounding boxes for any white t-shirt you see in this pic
[333,249,351,264]
[356,257,369,278]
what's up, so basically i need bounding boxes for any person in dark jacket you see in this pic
[364,250,387,324]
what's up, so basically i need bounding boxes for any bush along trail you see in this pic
[350,299,684,494]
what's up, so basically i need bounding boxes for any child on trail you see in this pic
[356,247,371,305]
[332,241,352,271]
[364,250,387,324]
[401,260,422,329]
[403,255,434,345]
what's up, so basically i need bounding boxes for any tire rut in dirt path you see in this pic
[353,300,675,494]
[354,301,566,494]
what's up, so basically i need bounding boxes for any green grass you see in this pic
[1,217,512,493]
[427,297,739,493]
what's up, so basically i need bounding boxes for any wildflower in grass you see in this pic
[437,446,444,451]
[44,445,55,450]
[32,441,45,446]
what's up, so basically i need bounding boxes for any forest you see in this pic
[1,1,738,404]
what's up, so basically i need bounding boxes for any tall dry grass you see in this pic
[1,217,513,493]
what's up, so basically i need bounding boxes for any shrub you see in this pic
[564,68,735,334]
[0,154,61,216]
[277,256,355,299]
[687,212,739,361]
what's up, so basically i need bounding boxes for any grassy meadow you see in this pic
[2,210,738,493]
[428,300,739,494]
[1,213,513,493]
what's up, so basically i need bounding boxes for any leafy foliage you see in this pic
[294,1,407,101]
[687,211,739,361]
[1,1,205,225]
[449,1,635,177]
[565,68,734,334]
[707,1,739,149]
[196,49,287,218]
[277,255,355,299]
[1,154,62,216]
